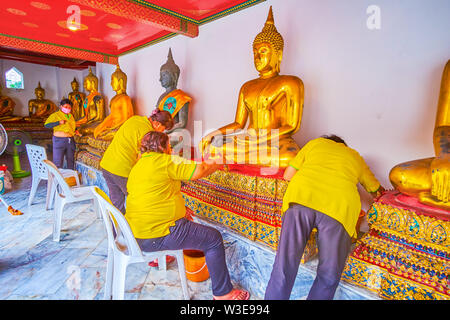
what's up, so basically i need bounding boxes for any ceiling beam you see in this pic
[69,0,199,38]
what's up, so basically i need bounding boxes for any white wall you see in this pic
[95,0,450,209]
[0,59,87,116]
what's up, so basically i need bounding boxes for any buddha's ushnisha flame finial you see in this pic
[253,6,284,52]
[160,47,180,77]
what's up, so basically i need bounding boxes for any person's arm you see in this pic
[44,117,66,129]
[356,150,385,198]
[190,159,221,180]
[283,165,298,181]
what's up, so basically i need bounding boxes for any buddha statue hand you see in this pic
[430,154,450,202]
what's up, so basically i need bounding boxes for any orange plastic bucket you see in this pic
[183,249,209,282]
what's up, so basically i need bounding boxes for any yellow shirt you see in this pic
[125,152,197,239]
[100,115,154,177]
[44,111,76,135]
[283,138,380,238]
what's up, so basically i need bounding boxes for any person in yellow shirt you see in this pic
[126,131,250,300]
[44,99,79,170]
[100,109,173,214]
[265,135,385,300]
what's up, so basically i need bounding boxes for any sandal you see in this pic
[213,289,250,300]
[148,255,176,268]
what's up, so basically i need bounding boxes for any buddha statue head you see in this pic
[35,82,45,100]
[159,48,180,90]
[71,77,80,92]
[84,67,99,93]
[111,64,127,93]
[252,6,284,76]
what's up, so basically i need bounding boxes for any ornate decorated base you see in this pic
[2,119,52,142]
[341,190,450,300]
[75,136,112,170]
[181,164,318,263]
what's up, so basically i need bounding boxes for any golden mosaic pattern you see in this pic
[342,192,450,300]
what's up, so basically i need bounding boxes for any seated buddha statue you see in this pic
[0,83,19,121]
[28,82,58,120]
[68,77,86,121]
[93,64,134,140]
[200,6,304,168]
[76,68,105,135]
[389,59,450,210]
[155,48,192,152]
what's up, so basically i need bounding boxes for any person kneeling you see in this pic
[126,131,250,300]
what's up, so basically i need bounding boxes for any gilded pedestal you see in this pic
[342,190,450,300]
[181,164,317,262]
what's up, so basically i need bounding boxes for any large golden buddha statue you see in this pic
[389,60,450,210]
[200,7,304,168]
[0,83,17,121]
[28,82,57,120]
[93,64,134,140]
[76,68,105,135]
[68,77,86,121]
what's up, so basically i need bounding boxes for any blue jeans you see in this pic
[52,136,75,170]
[137,218,233,296]
[265,203,352,300]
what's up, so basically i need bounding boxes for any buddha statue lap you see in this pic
[27,82,57,121]
[76,68,105,136]
[93,65,134,141]
[200,7,304,168]
[389,60,450,210]
[156,48,192,153]
[68,77,86,121]
[0,83,21,122]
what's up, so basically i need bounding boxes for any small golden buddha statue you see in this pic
[28,82,58,120]
[68,77,86,121]
[156,48,192,151]
[200,6,304,168]
[0,83,17,121]
[93,64,134,140]
[389,59,450,210]
[76,68,105,135]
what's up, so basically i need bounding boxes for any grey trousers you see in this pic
[101,169,128,214]
[265,203,352,300]
[137,218,233,296]
[52,136,76,170]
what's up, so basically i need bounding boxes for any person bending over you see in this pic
[44,98,79,170]
[126,131,250,300]
[265,135,384,300]
[100,109,174,214]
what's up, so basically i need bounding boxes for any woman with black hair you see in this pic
[265,134,385,300]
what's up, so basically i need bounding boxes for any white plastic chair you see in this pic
[43,160,99,242]
[26,144,80,209]
[90,186,190,300]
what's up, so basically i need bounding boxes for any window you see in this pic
[5,67,24,89]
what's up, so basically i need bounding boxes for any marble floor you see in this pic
[0,153,218,300]
[0,152,379,301]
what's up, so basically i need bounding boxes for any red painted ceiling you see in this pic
[0,0,265,69]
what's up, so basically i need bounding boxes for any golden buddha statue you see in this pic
[200,6,304,168]
[76,68,105,135]
[93,64,134,140]
[389,59,450,210]
[28,82,58,120]
[0,83,18,121]
[68,77,86,121]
